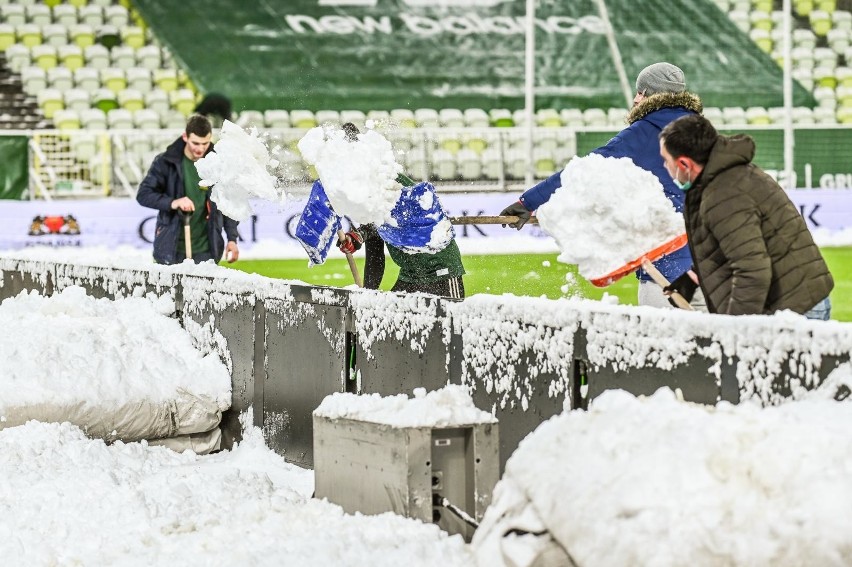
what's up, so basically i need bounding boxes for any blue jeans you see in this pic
[804,297,831,320]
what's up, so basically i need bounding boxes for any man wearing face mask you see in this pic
[500,62,705,309]
[658,113,833,319]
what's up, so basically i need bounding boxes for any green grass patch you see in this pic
[228,246,850,321]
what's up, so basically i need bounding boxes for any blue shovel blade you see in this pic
[295,180,341,265]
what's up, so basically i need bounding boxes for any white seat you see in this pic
[135,45,161,70]
[264,109,290,129]
[607,107,627,127]
[5,44,31,73]
[73,132,100,162]
[78,5,104,27]
[21,66,47,96]
[339,109,366,130]
[52,5,79,28]
[79,108,107,130]
[511,109,528,127]
[439,108,465,128]
[47,66,74,90]
[480,148,503,180]
[63,88,90,112]
[107,108,134,130]
[1,5,26,27]
[827,28,850,54]
[721,106,747,125]
[702,106,723,124]
[415,108,439,128]
[74,67,101,93]
[560,108,584,127]
[365,109,390,125]
[37,87,64,119]
[390,108,416,128]
[84,43,110,69]
[111,45,136,69]
[582,108,608,127]
[456,148,482,180]
[27,5,53,27]
[813,106,837,123]
[144,89,171,114]
[745,106,771,125]
[161,109,188,130]
[833,10,852,31]
[41,24,69,47]
[236,109,265,128]
[464,108,490,128]
[104,5,129,28]
[431,149,457,180]
[792,106,815,124]
[134,108,161,130]
[315,109,341,126]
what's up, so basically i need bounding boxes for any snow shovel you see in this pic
[182,210,192,260]
[450,215,539,225]
[587,233,689,288]
[640,258,694,311]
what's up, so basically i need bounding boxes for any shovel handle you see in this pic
[449,215,539,225]
[182,210,192,260]
[641,259,693,311]
[338,230,363,287]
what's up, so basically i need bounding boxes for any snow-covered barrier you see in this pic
[1,253,850,470]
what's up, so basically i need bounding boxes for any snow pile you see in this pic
[475,384,852,566]
[297,125,402,225]
[0,286,231,410]
[536,154,685,280]
[196,120,282,221]
[314,385,496,427]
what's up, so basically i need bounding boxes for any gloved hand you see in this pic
[337,230,363,254]
[663,270,699,307]
[500,201,532,229]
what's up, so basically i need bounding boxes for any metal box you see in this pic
[313,415,499,541]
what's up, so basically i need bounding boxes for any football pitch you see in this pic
[228,247,851,322]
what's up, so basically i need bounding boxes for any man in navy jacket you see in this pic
[502,63,704,308]
[137,114,239,265]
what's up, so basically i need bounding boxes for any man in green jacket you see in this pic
[658,113,833,319]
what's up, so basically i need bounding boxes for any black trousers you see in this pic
[391,276,465,299]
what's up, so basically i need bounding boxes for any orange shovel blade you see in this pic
[588,233,688,287]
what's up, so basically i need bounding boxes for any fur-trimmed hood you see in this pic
[626,91,703,125]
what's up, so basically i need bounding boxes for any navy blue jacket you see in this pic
[520,93,703,282]
[136,137,239,265]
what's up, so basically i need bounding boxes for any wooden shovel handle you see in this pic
[641,259,694,311]
[449,215,539,225]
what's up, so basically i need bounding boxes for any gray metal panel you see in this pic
[0,268,53,300]
[263,298,346,467]
[313,416,432,521]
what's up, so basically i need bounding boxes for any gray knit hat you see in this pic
[635,62,686,96]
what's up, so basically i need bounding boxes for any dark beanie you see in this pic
[635,62,686,96]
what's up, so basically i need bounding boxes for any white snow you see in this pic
[298,125,402,225]
[195,120,282,222]
[537,154,685,280]
[315,385,496,427]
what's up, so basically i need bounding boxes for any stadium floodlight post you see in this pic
[782,0,794,190]
[524,0,536,187]
[595,0,632,108]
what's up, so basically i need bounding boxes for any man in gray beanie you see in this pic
[500,62,706,310]
[635,62,686,97]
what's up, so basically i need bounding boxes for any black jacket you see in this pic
[136,137,239,264]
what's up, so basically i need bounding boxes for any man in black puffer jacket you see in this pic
[137,114,240,265]
[658,113,833,318]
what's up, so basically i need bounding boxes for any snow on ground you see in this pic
[536,154,685,280]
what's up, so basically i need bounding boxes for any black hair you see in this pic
[185,113,213,138]
[659,113,717,165]
[342,122,360,142]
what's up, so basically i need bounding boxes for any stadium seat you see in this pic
[97,24,121,49]
[837,66,852,88]
[26,4,50,27]
[752,0,773,12]
[795,0,814,16]
[833,10,852,31]
[813,106,837,123]
[31,44,58,70]
[810,10,832,35]
[813,85,838,107]
[136,45,162,70]
[390,108,417,128]
[58,44,85,71]
[170,88,197,116]
[728,10,750,32]
[125,66,152,92]
[41,24,68,48]
[836,105,852,124]
[120,25,145,49]
[17,23,42,48]
[464,108,490,128]
[1,5,26,27]
[462,130,488,153]
[235,109,265,129]
[53,109,81,130]
[162,109,188,130]
[37,88,64,119]
[118,88,144,112]
[111,45,136,69]
[107,108,133,129]
[366,109,390,125]
[143,88,170,114]
[64,88,90,112]
[52,5,79,27]
[335,109,363,130]
[74,67,100,93]
[315,109,341,126]
[583,108,608,127]
[792,66,814,90]
[456,148,481,180]
[21,66,47,96]
[607,107,627,127]
[533,147,557,178]
[134,108,161,130]
[721,106,747,125]
[750,10,772,31]
[793,29,817,50]
[745,106,771,125]
[101,67,127,93]
[84,44,110,69]
[78,5,103,27]
[70,24,96,49]
[836,84,852,107]
[535,130,559,153]
[489,108,514,127]
[750,28,772,53]
[511,109,528,127]
[73,132,100,163]
[702,106,723,124]
[415,108,439,128]
[47,66,74,90]
[792,106,815,124]
[105,5,130,28]
[792,46,815,69]
[153,68,178,92]
[436,132,462,153]
[264,109,290,129]
[480,147,503,180]
[813,66,838,88]
[92,87,119,113]
[767,107,786,124]
[560,108,584,127]
[0,23,14,51]
[5,44,31,73]
[536,108,562,128]
[439,108,465,128]
[432,149,457,180]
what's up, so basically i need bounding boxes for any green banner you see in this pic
[133,0,813,113]
[0,136,28,200]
